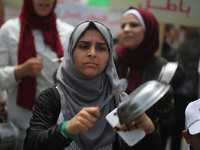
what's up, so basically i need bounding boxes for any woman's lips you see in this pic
[85,62,97,67]
[123,36,133,41]
[39,4,49,9]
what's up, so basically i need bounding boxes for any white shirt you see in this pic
[0,90,7,102]
[0,17,74,139]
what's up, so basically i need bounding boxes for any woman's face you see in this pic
[73,28,109,78]
[120,14,145,50]
[33,0,55,17]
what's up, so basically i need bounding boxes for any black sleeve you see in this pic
[23,87,72,150]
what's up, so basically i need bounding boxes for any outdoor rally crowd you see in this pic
[0,0,200,150]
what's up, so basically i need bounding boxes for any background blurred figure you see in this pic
[160,24,187,150]
[0,0,4,26]
[0,0,7,123]
[161,24,179,62]
[182,99,200,150]
[171,26,200,150]
[0,0,74,149]
[113,6,175,150]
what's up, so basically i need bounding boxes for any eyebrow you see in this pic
[79,41,107,46]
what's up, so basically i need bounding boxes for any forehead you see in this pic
[79,29,105,42]
[122,14,140,23]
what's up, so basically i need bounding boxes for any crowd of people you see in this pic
[0,0,200,150]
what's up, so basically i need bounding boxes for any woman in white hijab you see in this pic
[24,20,156,150]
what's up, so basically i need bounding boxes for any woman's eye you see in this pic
[130,23,139,27]
[79,45,89,50]
[121,23,139,29]
[97,46,106,51]
[121,24,125,29]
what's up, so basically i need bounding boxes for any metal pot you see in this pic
[117,80,170,124]
[0,118,20,150]
[117,62,178,125]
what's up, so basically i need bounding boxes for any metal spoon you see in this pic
[99,78,128,111]
[52,57,63,62]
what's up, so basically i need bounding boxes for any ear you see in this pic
[182,130,191,144]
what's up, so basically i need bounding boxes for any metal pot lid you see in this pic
[117,80,170,125]
[158,62,178,84]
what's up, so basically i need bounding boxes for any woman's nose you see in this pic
[88,47,96,57]
[124,24,131,31]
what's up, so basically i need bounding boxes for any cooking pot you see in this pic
[117,80,170,124]
[0,118,20,150]
[117,62,178,124]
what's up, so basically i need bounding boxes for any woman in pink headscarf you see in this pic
[0,0,74,149]
[114,7,174,150]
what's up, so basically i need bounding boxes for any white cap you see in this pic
[185,99,200,135]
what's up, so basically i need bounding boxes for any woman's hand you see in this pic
[14,57,44,80]
[66,107,100,135]
[115,113,155,134]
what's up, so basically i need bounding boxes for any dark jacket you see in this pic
[24,87,160,150]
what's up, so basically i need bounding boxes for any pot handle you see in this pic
[157,62,178,84]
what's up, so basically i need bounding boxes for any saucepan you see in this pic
[117,62,178,125]
[117,80,170,124]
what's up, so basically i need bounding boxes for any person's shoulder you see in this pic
[0,17,20,33]
[33,87,61,121]
[36,86,61,108]
[1,18,20,29]
[56,18,74,32]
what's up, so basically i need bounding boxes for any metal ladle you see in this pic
[99,78,128,111]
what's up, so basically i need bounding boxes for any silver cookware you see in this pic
[158,62,178,84]
[117,62,178,125]
[117,80,170,124]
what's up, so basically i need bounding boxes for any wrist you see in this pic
[14,64,25,80]
[61,121,76,139]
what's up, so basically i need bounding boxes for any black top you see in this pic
[23,87,72,150]
[23,87,161,150]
